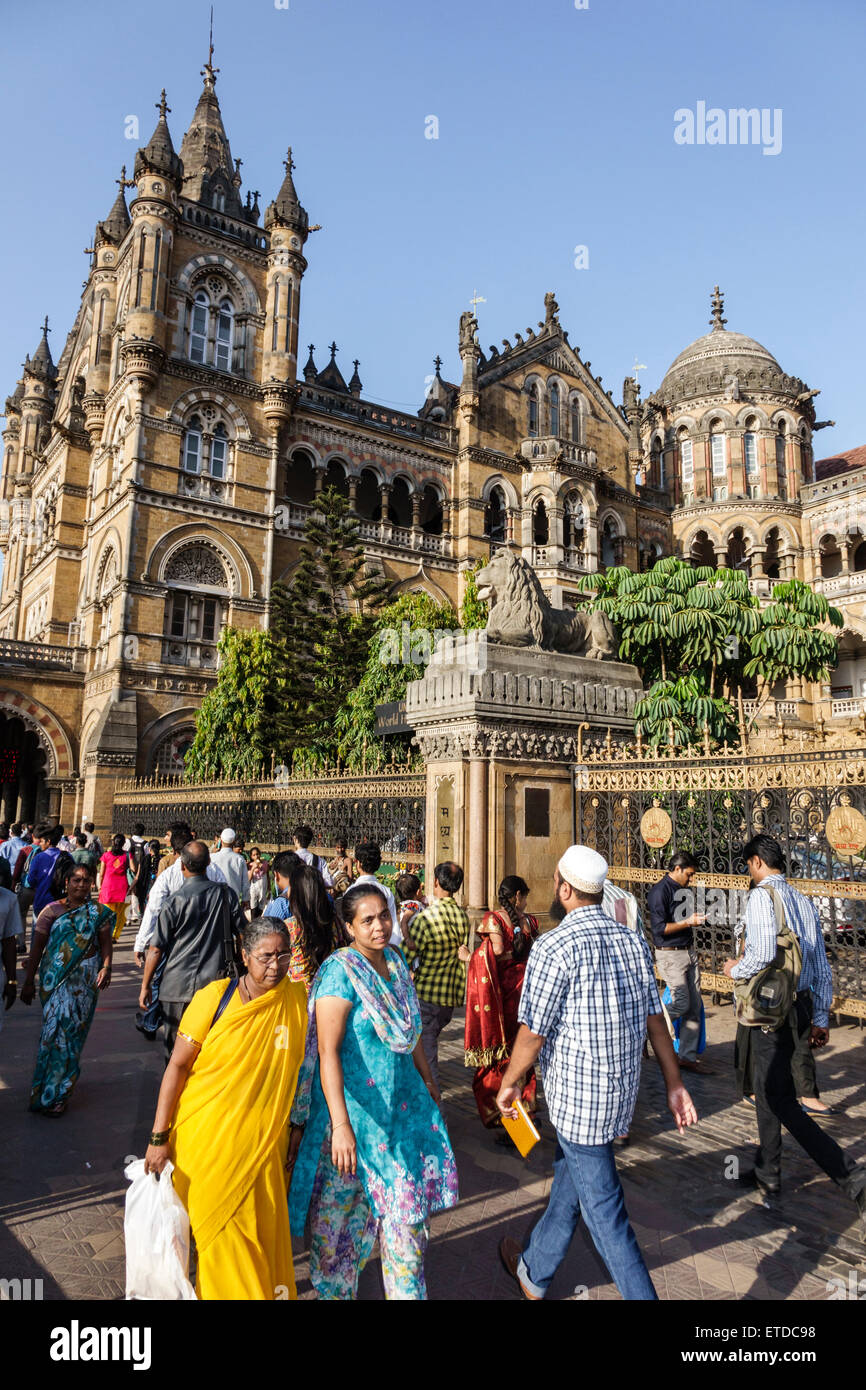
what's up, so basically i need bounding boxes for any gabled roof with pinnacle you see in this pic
[179,51,244,217]
[316,342,348,392]
[95,168,132,246]
[474,291,630,439]
[134,90,183,187]
[265,148,309,235]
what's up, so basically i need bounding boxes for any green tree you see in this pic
[332,591,459,770]
[633,673,738,749]
[460,557,489,630]
[270,487,392,759]
[184,628,280,781]
[575,557,760,688]
[743,579,843,723]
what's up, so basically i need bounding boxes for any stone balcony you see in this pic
[273,503,452,557]
[520,436,598,469]
[0,638,86,672]
[813,571,866,600]
[531,546,588,571]
[830,695,866,719]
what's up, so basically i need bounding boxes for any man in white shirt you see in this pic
[134,828,228,961]
[291,824,334,888]
[211,828,251,912]
[353,840,400,946]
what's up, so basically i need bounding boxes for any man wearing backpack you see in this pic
[724,833,866,1223]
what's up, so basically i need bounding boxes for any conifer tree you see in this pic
[270,486,392,756]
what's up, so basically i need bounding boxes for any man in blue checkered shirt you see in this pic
[497,845,697,1301]
[724,833,866,1219]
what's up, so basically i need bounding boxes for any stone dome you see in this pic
[655,287,793,405]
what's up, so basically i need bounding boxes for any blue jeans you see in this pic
[139,953,165,1034]
[518,1134,657,1300]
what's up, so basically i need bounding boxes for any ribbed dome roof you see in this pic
[657,287,786,399]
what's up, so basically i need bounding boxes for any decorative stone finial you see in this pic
[709,285,727,330]
[156,90,171,119]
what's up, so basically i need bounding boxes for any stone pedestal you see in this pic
[408,643,643,921]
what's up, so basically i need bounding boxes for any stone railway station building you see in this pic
[1,56,864,831]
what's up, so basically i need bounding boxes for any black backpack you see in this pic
[49,850,76,900]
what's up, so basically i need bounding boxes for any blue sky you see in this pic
[1,0,864,452]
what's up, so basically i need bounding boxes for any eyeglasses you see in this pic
[248,951,292,967]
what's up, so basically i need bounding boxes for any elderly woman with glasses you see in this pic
[144,920,307,1300]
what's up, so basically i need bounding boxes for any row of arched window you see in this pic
[283,451,446,534]
[527,382,586,442]
[483,485,627,567]
[649,418,809,502]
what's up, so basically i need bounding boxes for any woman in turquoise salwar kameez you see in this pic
[287,883,458,1300]
[20,863,114,1115]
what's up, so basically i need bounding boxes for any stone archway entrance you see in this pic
[0,710,49,821]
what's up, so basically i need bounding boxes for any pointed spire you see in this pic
[134,90,183,189]
[316,341,348,392]
[95,166,132,246]
[26,318,56,381]
[179,33,242,214]
[709,285,727,331]
[265,146,309,235]
[348,359,363,397]
[303,344,318,382]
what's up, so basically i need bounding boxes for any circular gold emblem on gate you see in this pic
[825,805,866,857]
[640,807,673,848]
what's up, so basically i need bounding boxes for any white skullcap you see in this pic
[220,827,236,844]
[557,845,608,894]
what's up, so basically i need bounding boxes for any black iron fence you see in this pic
[575,737,866,1019]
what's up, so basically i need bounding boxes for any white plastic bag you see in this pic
[123,1158,197,1300]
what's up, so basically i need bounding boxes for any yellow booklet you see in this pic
[500,1099,541,1158]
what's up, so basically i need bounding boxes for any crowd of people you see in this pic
[2,812,864,1301]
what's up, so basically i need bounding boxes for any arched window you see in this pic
[215,300,233,371]
[680,436,694,494]
[570,398,582,444]
[183,415,203,473]
[853,540,866,572]
[209,424,228,479]
[764,527,781,580]
[744,430,759,489]
[355,468,380,520]
[323,458,349,498]
[533,500,549,546]
[162,544,229,670]
[285,450,317,505]
[549,384,560,437]
[725,527,750,573]
[388,478,413,529]
[528,384,539,438]
[819,534,842,579]
[776,426,788,499]
[690,531,716,569]
[652,436,665,488]
[484,487,506,545]
[149,727,195,779]
[601,517,622,568]
[190,292,208,364]
[710,427,727,499]
[563,493,585,551]
[419,484,444,535]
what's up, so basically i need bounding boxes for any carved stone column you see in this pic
[347,476,358,512]
[466,750,488,914]
[379,483,390,523]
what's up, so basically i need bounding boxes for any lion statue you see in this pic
[475,550,619,659]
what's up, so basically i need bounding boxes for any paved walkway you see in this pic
[1,928,864,1301]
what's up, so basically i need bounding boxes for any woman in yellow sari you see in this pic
[143,919,307,1300]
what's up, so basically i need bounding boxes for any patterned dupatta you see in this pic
[39,902,113,1003]
[291,946,421,1124]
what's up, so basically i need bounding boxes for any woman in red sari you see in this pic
[462,876,539,1129]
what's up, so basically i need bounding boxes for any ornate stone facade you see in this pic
[0,59,859,830]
